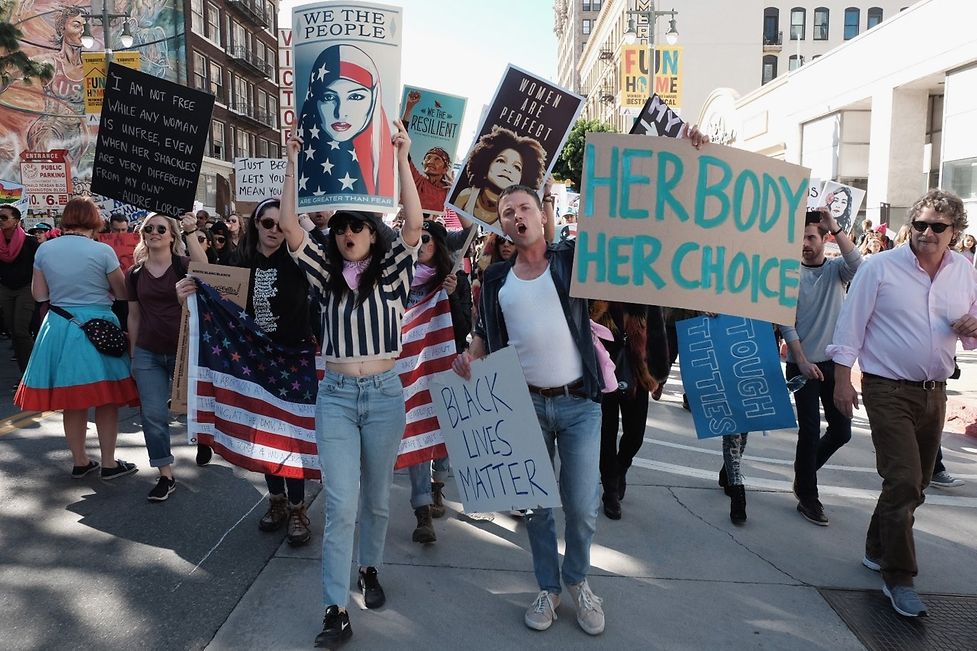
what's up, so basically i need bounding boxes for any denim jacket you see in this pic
[473,239,603,401]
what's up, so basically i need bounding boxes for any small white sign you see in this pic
[234,158,288,201]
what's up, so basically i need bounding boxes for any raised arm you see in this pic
[181,212,208,264]
[279,135,306,253]
[395,120,422,247]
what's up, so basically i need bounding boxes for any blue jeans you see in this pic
[407,456,451,509]
[316,368,406,608]
[525,394,602,594]
[131,346,176,468]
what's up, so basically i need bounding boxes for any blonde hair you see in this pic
[132,213,187,266]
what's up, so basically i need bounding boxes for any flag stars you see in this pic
[299,174,309,190]
[348,148,358,162]
[242,366,252,376]
[316,64,329,81]
[291,381,301,391]
[327,140,340,150]
[231,352,241,362]
[309,124,320,139]
[279,388,289,398]
[339,173,356,190]
[304,143,316,161]
[320,159,334,175]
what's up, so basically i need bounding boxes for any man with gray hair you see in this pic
[828,188,977,617]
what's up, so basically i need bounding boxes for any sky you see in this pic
[278,0,560,154]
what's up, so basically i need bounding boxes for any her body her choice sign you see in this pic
[292,1,402,213]
[570,132,810,325]
[429,347,561,514]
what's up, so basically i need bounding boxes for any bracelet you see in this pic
[831,227,843,236]
[185,227,197,234]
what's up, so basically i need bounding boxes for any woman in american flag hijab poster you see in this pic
[292,2,402,212]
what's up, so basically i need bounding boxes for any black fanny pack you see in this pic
[50,305,128,357]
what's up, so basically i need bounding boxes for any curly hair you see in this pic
[54,7,85,48]
[465,127,546,191]
[908,188,968,245]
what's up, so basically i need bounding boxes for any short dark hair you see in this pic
[0,205,22,220]
[497,184,542,214]
[109,212,127,225]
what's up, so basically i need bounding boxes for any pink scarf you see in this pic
[0,226,26,264]
[342,258,371,292]
[411,263,437,289]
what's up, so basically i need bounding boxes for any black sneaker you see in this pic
[71,460,100,478]
[148,476,176,502]
[797,499,829,526]
[101,460,137,481]
[357,566,386,609]
[602,492,622,520]
[314,605,352,647]
[196,443,213,467]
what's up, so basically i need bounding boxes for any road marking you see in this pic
[0,410,58,436]
[631,458,977,508]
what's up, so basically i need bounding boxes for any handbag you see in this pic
[50,305,128,357]
[609,309,634,394]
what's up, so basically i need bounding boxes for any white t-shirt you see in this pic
[499,265,583,387]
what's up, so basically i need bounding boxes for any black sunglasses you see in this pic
[142,224,168,235]
[421,234,431,244]
[196,234,208,243]
[213,235,226,244]
[258,218,281,232]
[911,220,951,234]
[332,219,371,234]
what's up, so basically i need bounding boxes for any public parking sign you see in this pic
[19,150,72,211]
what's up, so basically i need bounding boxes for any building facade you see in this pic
[554,0,604,94]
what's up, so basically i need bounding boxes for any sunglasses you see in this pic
[258,218,282,232]
[332,220,372,235]
[421,234,432,244]
[213,235,226,244]
[911,220,951,234]
[142,224,169,235]
[196,234,208,243]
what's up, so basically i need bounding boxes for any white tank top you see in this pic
[499,266,584,387]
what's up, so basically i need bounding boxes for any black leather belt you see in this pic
[863,373,945,391]
[527,379,585,398]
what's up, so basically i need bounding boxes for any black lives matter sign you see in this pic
[91,63,214,216]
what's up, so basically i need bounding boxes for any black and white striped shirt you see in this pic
[290,233,418,362]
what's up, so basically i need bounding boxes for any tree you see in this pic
[0,2,54,91]
[552,118,617,190]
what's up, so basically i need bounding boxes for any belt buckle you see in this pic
[922,380,937,391]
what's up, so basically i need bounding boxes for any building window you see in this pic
[788,54,803,71]
[790,8,805,40]
[943,158,977,200]
[192,51,207,92]
[592,0,602,11]
[256,138,268,159]
[814,7,829,40]
[762,54,777,85]
[582,19,591,35]
[206,3,221,46]
[582,0,591,11]
[763,7,779,44]
[191,0,204,34]
[867,7,883,28]
[211,122,225,160]
[844,8,859,39]
[209,61,224,103]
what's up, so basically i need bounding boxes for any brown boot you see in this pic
[412,506,436,543]
[430,481,446,518]
[258,494,288,532]
[286,502,311,546]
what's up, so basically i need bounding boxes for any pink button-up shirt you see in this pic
[826,244,977,381]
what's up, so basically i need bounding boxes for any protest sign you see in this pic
[292,1,402,213]
[279,28,296,147]
[677,315,795,439]
[82,52,141,124]
[570,132,809,324]
[98,232,140,272]
[400,85,467,215]
[91,63,215,217]
[446,65,584,235]
[816,180,865,235]
[234,158,288,200]
[0,179,28,213]
[619,45,649,110]
[171,263,251,414]
[654,45,682,109]
[629,93,684,138]
[807,178,822,209]
[19,150,72,212]
[429,347,562,513]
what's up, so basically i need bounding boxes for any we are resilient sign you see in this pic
[570,133,810,324]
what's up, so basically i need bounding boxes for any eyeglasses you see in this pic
[911,220,951,234]
[332,220,371,235]
[213,235,226,244]
[142,224,168,235]
[421,234,431,244]
[196,235,208,243]
[258,218,281,232]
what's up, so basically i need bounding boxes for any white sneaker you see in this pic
[567,579,605,635]
[524,590,559,631]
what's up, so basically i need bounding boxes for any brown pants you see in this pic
[862,375,946,587]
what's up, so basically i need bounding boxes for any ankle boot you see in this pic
[729,485,747,525]
[259,494,288,531]
[286,502,311,546]
[430,481,446,518]
[412,506,436,543]
[617,465,629,501]
[718,465,733,496]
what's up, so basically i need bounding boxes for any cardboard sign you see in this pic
[429,347,562,513]
[234,158,288,200]
[630,93,684,138]
[91,63,215,217]
[654,45,682,109]
[447,65,584,235]
[677,315,796,439]
[278,28,296,147]
[98,232,140,272]
[816,180,866,235]
[82,51,141,122]
[292,1,403,213]
[570,132,809,324]
[19,149,72,211]
[171,263,251,414]
[619,45,650,110]
[400,85,467,215]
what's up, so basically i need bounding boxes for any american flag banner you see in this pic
[394,289,456,469]
[187,280,322,480]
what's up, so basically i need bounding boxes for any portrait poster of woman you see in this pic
[817,180,866,236]
[291,2,402,213]
[447,65,583,235]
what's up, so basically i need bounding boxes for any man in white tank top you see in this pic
[454,185,606,636]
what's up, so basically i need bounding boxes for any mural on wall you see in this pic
[0,0,185,197]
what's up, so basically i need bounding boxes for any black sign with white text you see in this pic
[91,63,214,217]
[630,93,685,138]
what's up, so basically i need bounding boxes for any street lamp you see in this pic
[622,3,679,97]
[81,1,134,53]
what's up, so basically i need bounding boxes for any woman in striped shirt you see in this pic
[279,121,422,647]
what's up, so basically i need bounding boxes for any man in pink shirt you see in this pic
[827,189,977,618]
